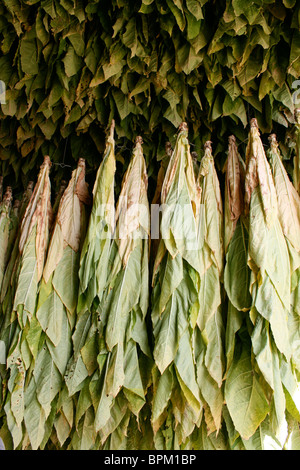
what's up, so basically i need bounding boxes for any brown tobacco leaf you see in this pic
[75,158,92,207]
[43,159,90,284]
[224,135,245,252]
[43,158,91,282]
[19,155,53,282]
[152,142,172,206]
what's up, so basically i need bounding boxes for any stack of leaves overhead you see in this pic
[0,0,299,189]
[223,135,251,383]
[20,157,90,450]
[3,156,53,449]
[222,135,261,450]
[151,122,202,449]
[191,140,225,445]
[224,118,300,449]
[64,121,117,450]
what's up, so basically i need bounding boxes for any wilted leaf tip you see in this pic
[77,157,86,168]
[178,121,188,132]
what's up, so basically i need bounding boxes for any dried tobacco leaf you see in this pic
[20,158,90,450]
[225,119,300,446]
[293,108,300,195]
[91,136,151,449]
[194,140,224,436]
[65,121,117,449]
[151,123,202,449]
[3,156,53,449]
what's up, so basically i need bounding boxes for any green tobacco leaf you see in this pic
[288,30,300,77]
[0,190,13,290]
[225,342,269,440]
[4,157,52,448]
[237,118,300,442]
[23,379,47,450]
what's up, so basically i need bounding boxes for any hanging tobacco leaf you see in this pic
[151,122,202,449]
[293,108,300,195]
[193,140,225,437]
[0,187,13,291]
[0,182,34,421]
[225,118,300,446]
[3,156,53,449]
[87,135,152,450]
[64,121,116,450]
[20,158,90,450]
[223,135,251,368]
[0,181,34,359]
